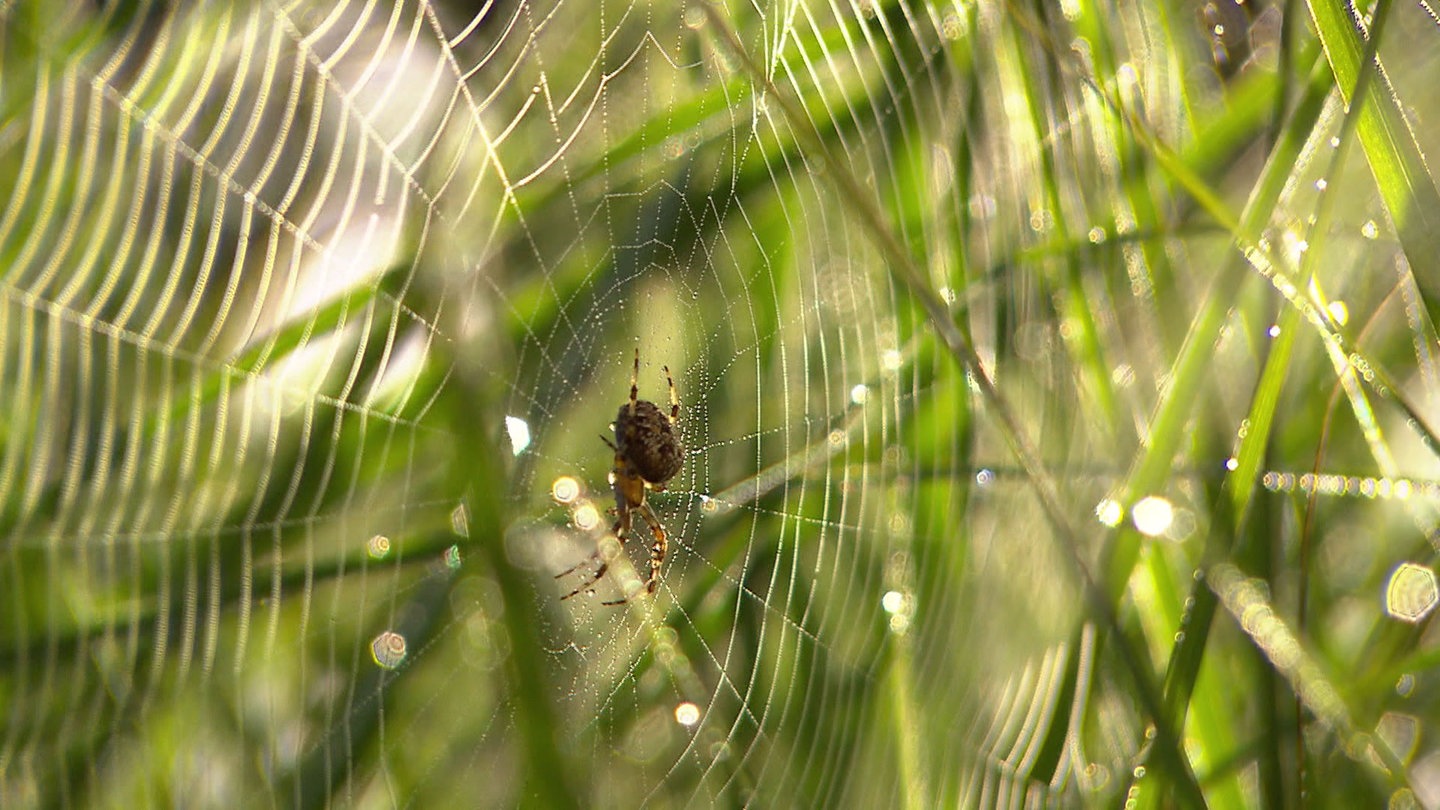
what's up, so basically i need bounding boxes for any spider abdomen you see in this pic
[615,401,683,485]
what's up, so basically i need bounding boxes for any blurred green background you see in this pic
[3,0,1440,806]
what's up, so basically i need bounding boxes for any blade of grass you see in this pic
[1121,1,1440,801]
[1007,4,1121,435]
[1307,0,1440,333]
[1155,44,1346,795]
[698,4,1207,806]
[415,282,583,808]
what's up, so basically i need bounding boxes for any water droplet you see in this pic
[444,545,462,569]
[850,384,869,405]
[881,349,902,372]
[370,631,407,670]
[1362,220,1379,239]
[1225,457,1239,471]
[1315,178,1328,191]
[1268,324,1281,338]
[975,469,994,486]
[1088,226,1107,243]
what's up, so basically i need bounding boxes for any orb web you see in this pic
[5,0,1440,806]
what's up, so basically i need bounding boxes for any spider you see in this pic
[558,348,683,605]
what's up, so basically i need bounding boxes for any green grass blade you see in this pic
[1308,0,1440,326]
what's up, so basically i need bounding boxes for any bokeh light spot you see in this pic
[367,534,390,559]
[1131,496,1174,537]
[1385,563,1438,623]
[1397,673,1415,697]
[674,702,701,727]
[573,502,601,531]
[450,503,470,537]
[370,631,407,670]
[1095,498,1123,527]
[504,415,531,455]
[552,476,581,504]
[882,590,905,614]
[1377,712,1421,763]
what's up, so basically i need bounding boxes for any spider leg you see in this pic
[557,502,634,602]
[629,347,640,416]
[662,364,679,424]
[554,553,599,580]
[601,502,666,605]
[558,557,608,601]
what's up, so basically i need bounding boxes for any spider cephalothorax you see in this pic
[558,348,682,604]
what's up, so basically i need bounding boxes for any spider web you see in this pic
[5,0,1440,807]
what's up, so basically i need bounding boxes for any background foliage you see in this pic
[3,0,1440,807]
